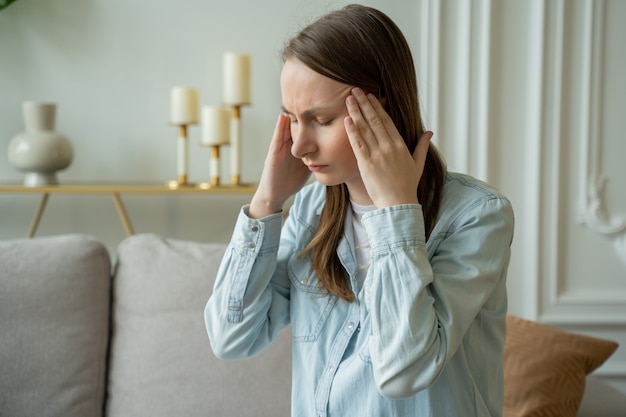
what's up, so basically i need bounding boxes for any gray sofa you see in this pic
[1,233,624,417]
[0,233,291,417]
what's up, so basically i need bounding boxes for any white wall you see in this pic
[0,0,420,250]
[1,0,625,393]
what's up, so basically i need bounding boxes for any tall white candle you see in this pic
[201,106,230,145]
[223,53,251,105]
[170,87,199,124]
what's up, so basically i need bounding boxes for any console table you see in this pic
[0,183,256,237]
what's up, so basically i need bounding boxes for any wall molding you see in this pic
[521,0,626,323]
[576,0,626,268]
[418,0,625,386]
[523,0,547,321]
[418,0,625,387]
[418,0,492,183]
[468,0,492,183]
[420,0,626,324]
[419,0,440,146]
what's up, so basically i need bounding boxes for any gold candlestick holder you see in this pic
[229,104,248,186]
[168,123,196,189]
[209,145,221,186]
[198,142,228,188]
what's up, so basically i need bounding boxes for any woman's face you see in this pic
[280,59,369,203]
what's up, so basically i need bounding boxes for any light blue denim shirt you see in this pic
[205,172,514,417]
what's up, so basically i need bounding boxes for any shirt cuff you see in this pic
[231,205,283,255]
[362,204,426,253]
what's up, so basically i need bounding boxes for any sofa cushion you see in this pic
[503,314,619,417]
[577,376,626,417]
[106,234,292,417]
[0,234,111,417]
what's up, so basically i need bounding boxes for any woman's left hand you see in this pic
[344,87,433,208]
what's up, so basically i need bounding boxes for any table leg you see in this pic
[112,193,135,236]
[27,193,50,238]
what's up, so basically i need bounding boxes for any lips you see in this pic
[307,165,327,172]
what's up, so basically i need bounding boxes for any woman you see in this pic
[205,4,514,416]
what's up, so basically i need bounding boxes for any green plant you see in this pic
[0,0,18,11]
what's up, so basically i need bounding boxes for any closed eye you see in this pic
[284,116,332,127]
[281,106,337,127]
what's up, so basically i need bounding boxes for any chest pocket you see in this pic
[288,254,337,342]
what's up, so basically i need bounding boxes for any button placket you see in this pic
[247,223,259,250]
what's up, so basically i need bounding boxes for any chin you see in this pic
[312,173,343,186]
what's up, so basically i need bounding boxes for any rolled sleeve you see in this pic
[205,205,289,359]
[363,204,426,250]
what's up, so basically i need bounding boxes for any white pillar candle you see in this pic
[201,106,230,145]
[223,53,251,105]
[170,87,199,124]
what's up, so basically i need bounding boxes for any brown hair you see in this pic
[282,4,446,302]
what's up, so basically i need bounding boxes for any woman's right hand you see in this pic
[248,113,311,218]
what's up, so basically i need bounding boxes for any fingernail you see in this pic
[346,95,356,105]
[352,87,364,97]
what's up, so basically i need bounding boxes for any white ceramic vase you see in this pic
[8,102,73,187]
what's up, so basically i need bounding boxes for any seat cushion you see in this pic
[0,234,111,417]
[106,233,292,417]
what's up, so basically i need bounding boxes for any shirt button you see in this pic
[248,242,256,249]
[300,278,308,285]
[251,225,259,232]
[347,322,355,330]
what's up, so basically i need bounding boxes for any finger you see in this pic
[351,88,398,142]
[269,113,292,152]
[344,115,371,158]
[345,94,378,149]
[365,93,401,140]
[413,130,433,167]
[277,113,291,141]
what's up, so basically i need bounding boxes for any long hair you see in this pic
[282,4,446,302]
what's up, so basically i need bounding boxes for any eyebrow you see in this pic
[280,106,333,117]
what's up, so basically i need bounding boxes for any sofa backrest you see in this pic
[0,234,111,417]
[105,233,292,417]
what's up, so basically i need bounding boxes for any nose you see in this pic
[290,124,316,159]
